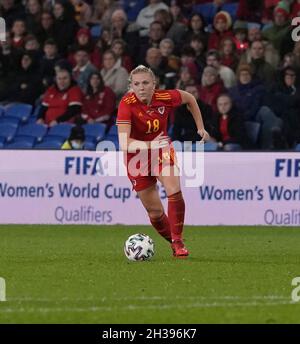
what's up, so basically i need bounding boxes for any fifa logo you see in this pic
[291,17,300,42]
[0,17,6,42]
[0,277,6,301]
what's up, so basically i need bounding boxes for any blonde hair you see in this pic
[128,65,156,85]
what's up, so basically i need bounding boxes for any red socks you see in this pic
[149,213,172,242]
[168,191,185,241]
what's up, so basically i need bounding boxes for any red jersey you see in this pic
[116,89,182,179]
[116,89,182,141]
[42,85,83,124]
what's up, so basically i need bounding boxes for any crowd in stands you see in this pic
[0,0,300,151]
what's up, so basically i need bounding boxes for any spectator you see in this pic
[111,38,134,73]
[262,1,291,53]
[39,39,61,88]
[82,72,116,124]
[175,65,197,90]
[189,34,206,73]
[138,21,166,64]
[153,8,188,51]
[24,34,43,59]
[11,18,27,50]
[100,50,129,102]
[232,20,249,54]
[159,38,180,71]
[198,66,224,112]
[206,49,236,88]
[25,0,42,37]
[136,0,169,37]
[247,22,262,43]
[219,36,239,71]
[109,9,140,61]
[184,13,208,44]
[0,0,25,29]
[229,63,265,121]
[172,83,213,142]
[72,48,98,92]
[70,0,92,27]
[0,51,43,105]
[68,27,102,69]
[52,0,79,55]
[208,11,234,50]
[211,94,247,149]
[248,40,276,85]
[37,68,83,126]
[36,11,55,46]
[61,125,85,150]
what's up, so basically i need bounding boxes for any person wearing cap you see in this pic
[232,20,249,53]
[208,11,234,50]
[61,125,85,150]
[262,1,291,52]
[68,27,102,69]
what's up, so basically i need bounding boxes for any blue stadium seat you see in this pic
[0,136,5,148]
[122,0,146,21]
[0,124,17,143]
[221,3,239,21]
[295,143,300,152]
[204,142,219,151]
[5,140,34,149]
[0,116,20,127]
[168,124,174,137]
[107,124,118,136]
[5,103,33,123]
[47,123,74,139]
[83,123,106,141]
[90,24,102,38]
[192,3,217,25]
[17,123,48,143]
[84,140,96,150]
[223,143,242,151]
[13,136,36,145]
[35,138,64,149]
[245,121,260,146]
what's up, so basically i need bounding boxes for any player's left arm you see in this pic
[177,89,210,142]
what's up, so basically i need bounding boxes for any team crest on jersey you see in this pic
[158,106,165,115]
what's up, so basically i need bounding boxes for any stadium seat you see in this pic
[204,142,219,151]
[34,138,64,149]
[83,123,106,142]
[0,116,20,127]
[107,125,118,136]
[5,140,34,149]
[0,105,5,117]
[17,123,48,143]
[122,0,146,21]
[5,103,33,123]
[192,3,217,25]
[0,136,5,148]
[47,123,74,139]
[221,2,239,21]
[223,143,242,151]
[90,24,102,38]
[245,121,260,146]
[13,136,36,145]
[0,124,17,143]
[295,143,300,152]
[84,140,96,150]
[168,124,174,137]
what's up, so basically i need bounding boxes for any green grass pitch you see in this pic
[0,225,300,324]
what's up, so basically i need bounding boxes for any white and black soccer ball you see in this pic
[124,233,154,261]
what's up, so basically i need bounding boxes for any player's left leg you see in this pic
[157,166,189,257]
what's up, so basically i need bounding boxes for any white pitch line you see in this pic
[0,300,297,314]
[6,295,290,302]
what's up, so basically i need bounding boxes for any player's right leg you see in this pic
[137,183,172,243]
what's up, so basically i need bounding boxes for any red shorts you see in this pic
[127,146,177,192]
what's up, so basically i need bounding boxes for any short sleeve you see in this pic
[116,99,132,126]
[42,88,52,107]
[168,89,182,108]
[68,86,83,106]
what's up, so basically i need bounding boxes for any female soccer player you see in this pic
[117,65,209,257]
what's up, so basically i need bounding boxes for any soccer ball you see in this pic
[124,233,154,261]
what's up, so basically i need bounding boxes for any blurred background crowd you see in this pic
[0,0,300,151]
